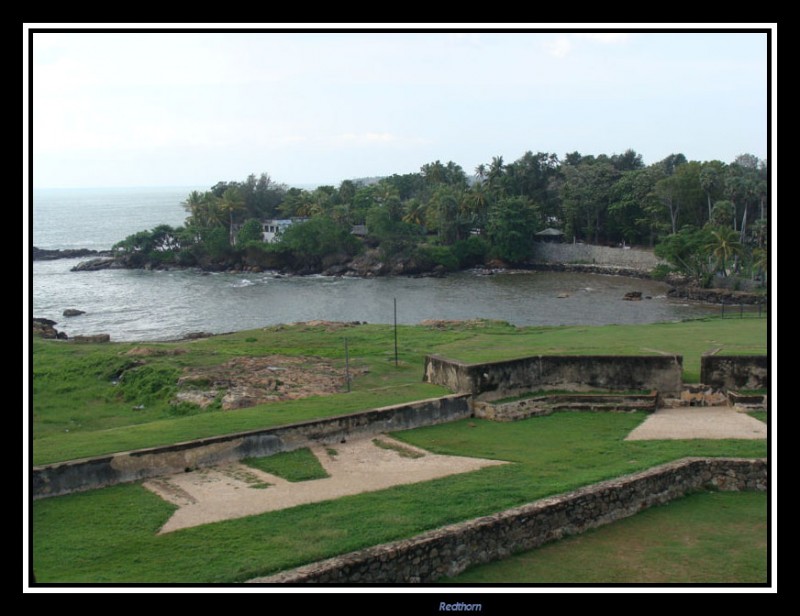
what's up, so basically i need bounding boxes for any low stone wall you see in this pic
[473,392,658,421]
[424,354,683,399]
[32,394,471,499]
[251,457,766,584]
[701,355,769,391]
[532,242,664,272]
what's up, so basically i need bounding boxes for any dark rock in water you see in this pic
[71,334,110,343]
[623,291,643,301]
[666,286,765,305]
[63,309,86,317]
[33,318,67,339]
[33,247,110,261]
[71,258,118,272]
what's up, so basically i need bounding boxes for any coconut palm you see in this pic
[706,226,742,277]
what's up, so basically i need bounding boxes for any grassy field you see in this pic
[440,491,768,584]
[32,317,766,465]
[32,411,766,583]
[243,447,329,482]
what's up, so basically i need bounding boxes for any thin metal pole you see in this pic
[344,337,351,392]
[721,303,725,318]
[394,298,398,367]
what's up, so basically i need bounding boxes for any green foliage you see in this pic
[654,226,714,286]
[117,365,180,406]
[412,244,459,272]
[236,219,264,246]
[650,263,673,280]
[243,448,330,482]
[487,196,539,263]
[452,236,489,268]
[280,217,361,270]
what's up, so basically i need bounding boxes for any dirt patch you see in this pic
[145,436,507,533]
[625,405,767,441]
[175,355,364,410]
[126,347,188,357]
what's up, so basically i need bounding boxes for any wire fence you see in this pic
[718,302,768,318]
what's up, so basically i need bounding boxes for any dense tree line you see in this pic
[113,151,768,286]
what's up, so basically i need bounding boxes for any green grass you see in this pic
[372,438,425,459]
[242,448,329,482]
[748,411,768,424]
[32,412,766,583]
[32,318,766,464]
[441,491,767,584]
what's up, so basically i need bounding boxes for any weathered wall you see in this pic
[424,354,683,399]
[250,457,766,584]
[532,242,664,271]
[473,392,658,421]
[701,355,769,391]
[32,394,471,499]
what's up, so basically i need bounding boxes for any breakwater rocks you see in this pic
[667,286,765,305]
[33,247,111,261]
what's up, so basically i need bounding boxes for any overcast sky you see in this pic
[27,27,772,189]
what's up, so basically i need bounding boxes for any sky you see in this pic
[26,26,773,189]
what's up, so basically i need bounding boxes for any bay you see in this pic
[30,187,714,342]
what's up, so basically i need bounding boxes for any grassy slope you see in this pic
[32,412,766,583]
[441,491,768,584]
[32,317,766,464]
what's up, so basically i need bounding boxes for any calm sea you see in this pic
[30,187,714,341]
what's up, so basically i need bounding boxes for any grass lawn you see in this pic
[32,411,766,583]
[242,447,329,482]
[440,491,768,584]
[32,317,767,465]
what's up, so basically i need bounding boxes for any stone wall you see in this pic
[473,392,658,421]
[250,457,766,584]
[424,354,683,399]
[32,394,471,499]
[532,242,664,271]
[701,355,769,391]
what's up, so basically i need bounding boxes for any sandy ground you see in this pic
[145,436,507,533]
[625,405,767,441]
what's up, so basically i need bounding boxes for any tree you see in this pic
[487,196,539,263]
[699,161,726,221]
[705,226,742,277]
[219,187,245,245]
[236,219,264,246]
[654,226,714,286]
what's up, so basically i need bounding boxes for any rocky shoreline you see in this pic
[64,250,766,306]
[33,247,112,261]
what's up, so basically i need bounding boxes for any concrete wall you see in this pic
[701,355,769,391]
[533,242,664,271]
[424,354,683,399]
[251,457,766,584]
[32,394,471,499]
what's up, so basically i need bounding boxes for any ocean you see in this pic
[30,187,714,342]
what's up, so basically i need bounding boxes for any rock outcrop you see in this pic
[32,318,67,339]
[62,309,86,317]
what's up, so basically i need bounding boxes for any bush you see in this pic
[413,245,459,271]
[650,263,673,280]
[117,365,179,406]
[453,237,489,268]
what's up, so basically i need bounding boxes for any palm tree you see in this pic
[474,163,487,183]
[706,226,742,277]
[219,187,245,245]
